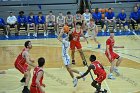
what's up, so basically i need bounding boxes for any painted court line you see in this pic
[104,80,112,93]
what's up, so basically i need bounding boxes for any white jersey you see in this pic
[88,23,97,37]
[83,13,91,23]
[62,39,70,65]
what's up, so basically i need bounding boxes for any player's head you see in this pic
[59,12,63,16]
[49,11,53,15]
[90,19,95,24]
[38,12,42,16]
[10,12,13,16]
[76,11,81,15]
[76,22,82,29]
[24,40,32,49]
[68,34,73,42]
[89,55,96,62]
[134,6,138,12]
[108,8,112,13]
[67,11,71,15]
[85,8,89,13]
[29,12,34,16]
[19,11,24,16]
[121,9,125,13]
[38,57,45,67]
[110,31,114,38]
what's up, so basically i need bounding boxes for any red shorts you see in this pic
[70,40,82,50]
[105,51,119,62]
[15,62,28,74]
[95,73,106,83]
[30,86,41,93]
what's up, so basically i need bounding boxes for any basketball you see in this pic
[63,25,70,33]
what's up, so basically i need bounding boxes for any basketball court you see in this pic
[0,34,140,93]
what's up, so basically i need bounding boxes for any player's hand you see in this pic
[30,58,35,63]
[42,83,46,87]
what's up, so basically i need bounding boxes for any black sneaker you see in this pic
[102,89,107,93]
[20,77,26,83]
[72,60,75,65]
[22,87,30,93]
[83,61,87,66]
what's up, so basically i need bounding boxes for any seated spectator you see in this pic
[130,6,140,30]
[35,12,46,37]
[46,11,56,35]
[27,12,36,36]
[7,12,17,35]
[74,11,84,25]
[117,9,130,31]
[136,3,140,11]
[65,11,74,29]
[17,11,27,35]
[105,8,116,32]
[0,17,8,38]
[56,12,65,35]
[92,8,105,32]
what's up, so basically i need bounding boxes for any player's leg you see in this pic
[91,35,101,49]
[71,50,75,64]
[22,66,31,93]
[78,49,87,66]
[108,60,116,79]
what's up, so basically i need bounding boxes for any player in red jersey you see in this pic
[76,55,107,93]
[14,40,36,93]
[105,32,123,80]
[30,57,45,93]
[69,22,88,66]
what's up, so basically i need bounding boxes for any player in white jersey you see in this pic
[83,8,92,37]
[87,19,101,48]
[58,34,85,87]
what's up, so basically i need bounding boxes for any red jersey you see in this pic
[15,48,26,65]
[91,61,106,75]
[72,28,81,41]
[31,66,44,86]
[106,37,115,52]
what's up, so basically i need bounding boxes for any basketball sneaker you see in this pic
[114,68,120,76]
[108,74,115,80]
[72,60,75,65]
[20,77,26,83]
[22,86,30,93]
[79,72,86,81]
[73,78,78,87]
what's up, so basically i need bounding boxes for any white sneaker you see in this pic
[119,30,122,32]
[107,29,109,32]
[114,29,117,32]
[34,33,37,38]
[5,35,9,38]
[27,33,30,36]
[114,68,120,76]
[108,74,115,80]
[44,32,47,37]
[79,72,86,81]
[101,29,105,32]
[73,78,78,87]
[128,29,131,32]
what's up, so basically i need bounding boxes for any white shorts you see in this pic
[62,55,70,66]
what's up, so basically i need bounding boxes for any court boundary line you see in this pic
[104,80,112,93]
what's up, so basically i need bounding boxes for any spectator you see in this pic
[46,11,56,35]
[0,17,8,38]
[35,12,46,37]
[65,11,74,29]
[17,11,27,35]
[56,12,65,35]
[7,12,17,36]
[27,12,36,36]
[117,9,130,31]
[105,8,116,32]
[92,8,105,32]
[130,6,140,30]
